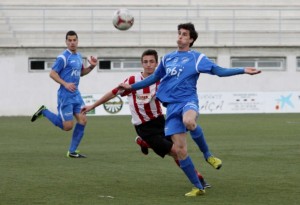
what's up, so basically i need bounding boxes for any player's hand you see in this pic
[244,67,262,75]
[88,56,97,67]
[81,105,93,114]
[118,83,132,90]
[64,82,76,92]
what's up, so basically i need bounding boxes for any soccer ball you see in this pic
[112,8,134,31]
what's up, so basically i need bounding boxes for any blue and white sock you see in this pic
[69,123,85,153]
[190,125,211,159]
[179,156,203,190]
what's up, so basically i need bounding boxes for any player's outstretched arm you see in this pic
[211,66,261,77]
[119,74,160,91]
[81,91,116,114]
[244,67,262,75]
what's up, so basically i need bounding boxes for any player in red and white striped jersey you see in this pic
[81,49,210,188]
[113,73,162,126]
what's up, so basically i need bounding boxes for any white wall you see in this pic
[1,46,300,116]
[2,0,300,7]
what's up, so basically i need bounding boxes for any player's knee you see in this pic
[169,145,178,158]
[77,114,87,125]
[183,118,197,131]
[81,117,87,125]
[175,144,188,159]
[63,122,73,131]
[63,126,73,131]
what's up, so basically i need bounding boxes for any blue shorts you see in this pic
[164,101,199,136]
[57,94,84,122]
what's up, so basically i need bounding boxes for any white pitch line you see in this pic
[286,121,300,124]
[99,195,115,199]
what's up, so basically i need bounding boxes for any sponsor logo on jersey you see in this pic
[166,66,183,78]
[136,93,152,104]
[71,69,81,77]
[182,57,189,64]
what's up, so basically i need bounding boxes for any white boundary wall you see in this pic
[1,46,300,116]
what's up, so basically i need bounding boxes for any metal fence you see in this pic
[1,6,300,47]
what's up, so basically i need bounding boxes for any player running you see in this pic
[31,30,97,158]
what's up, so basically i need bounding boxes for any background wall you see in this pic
[1,46,299,116]
[1,1,300,116]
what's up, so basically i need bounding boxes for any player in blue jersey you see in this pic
[81,49,210,188]
[119,23,261,196]
[31,30,97,158]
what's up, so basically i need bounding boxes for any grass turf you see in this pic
[0,114,299,205]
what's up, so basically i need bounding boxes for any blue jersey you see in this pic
[154,50,216,104]
[52,49,84,99]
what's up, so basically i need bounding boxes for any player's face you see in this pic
[142,55,157,76]
[65,35,78,52]
[177,28,193,51]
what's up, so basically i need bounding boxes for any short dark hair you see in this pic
[65,30,78,40]
[141,49,158,63]
[178,23,198,47]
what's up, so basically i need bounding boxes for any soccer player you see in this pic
[31,30,97,158]
[119,23,261,196]
[81,49,210,188]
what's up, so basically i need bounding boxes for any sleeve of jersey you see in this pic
[211,65,245,77]
[52,57,65,73]
[112,87,131,96]
[112,77,133,96]
[198,55,244,77]
[131,73,160,90]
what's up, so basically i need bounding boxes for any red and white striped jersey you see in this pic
[112,72,163,125]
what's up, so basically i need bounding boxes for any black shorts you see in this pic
[135,115,173,158]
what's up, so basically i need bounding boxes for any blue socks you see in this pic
[42,109,63,129]
[179,156,203,190]
[42,109,85,153]
[69,123,85,153]
[190,125,211,159]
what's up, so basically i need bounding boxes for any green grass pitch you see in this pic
[0,114,299,205]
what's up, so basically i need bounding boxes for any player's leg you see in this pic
[134,125,150,155]
[67,100,87,158]
[190,124,222,169]
[31,105,63,129]
[183,105,222,169]
[165,103,204,196]
[135,136,150,155]
[134,115,165,155]
[183,109,210,157]
[137,115,169,156]
[171,133,205,196]
[138,113,211,190]
[173,156,211,188]
[182,103,211,156]
[67,113,86,158]
[139,130,210,188]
